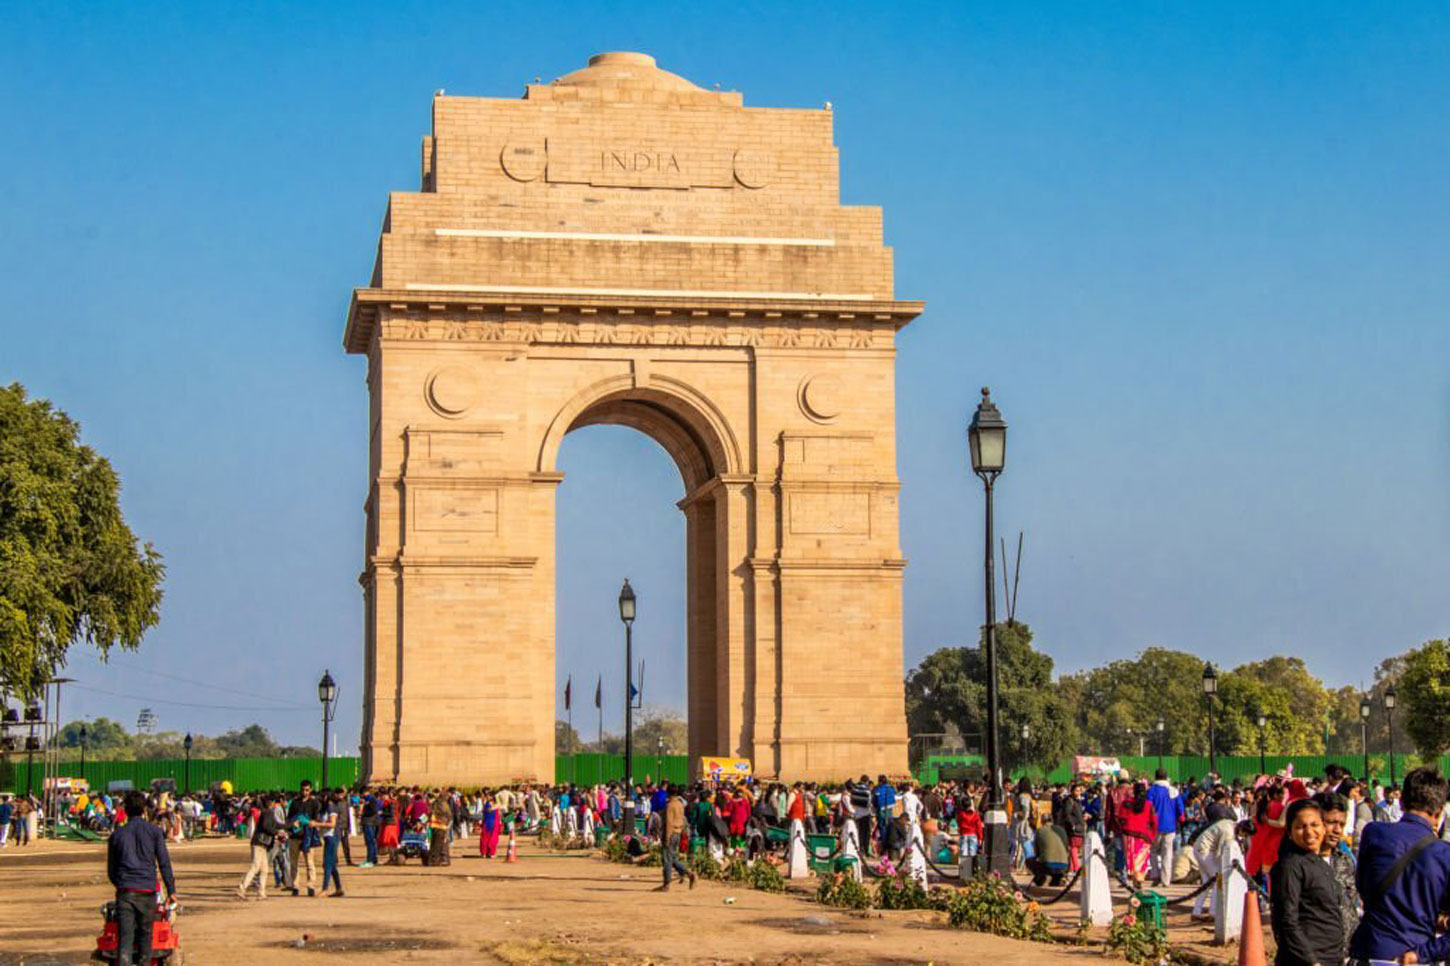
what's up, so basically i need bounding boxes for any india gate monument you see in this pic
[344,52,922,786]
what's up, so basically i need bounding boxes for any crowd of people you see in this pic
[42,760,1450,966]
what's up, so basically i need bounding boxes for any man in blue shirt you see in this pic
[1145,769,1185,887]
[1351,767,1450,964]
[107,791,176,966]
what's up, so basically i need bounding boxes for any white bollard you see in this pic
[549,808,561,838]
[1214,837,1246,945]
[787,818,811,879]
[906,819,929,890]
[710,835,725,863]
[1081,830,1114,927]
[582,809,595,843]
[839,819,863,883]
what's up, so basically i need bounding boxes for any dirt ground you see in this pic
[0,835,1130,965]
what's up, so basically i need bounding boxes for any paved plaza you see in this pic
[0,835,1204,965]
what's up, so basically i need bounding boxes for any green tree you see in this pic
[905,622,1075,773]
[0,384,164,699]
[556,719,584,753]
[1215,657,1332,756]
[1398,639,1450,757]
[54,716,131,752]
[213,724,280,758]
[1059,647,1207,757]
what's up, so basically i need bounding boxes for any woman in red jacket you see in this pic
[1119,781,1158,890]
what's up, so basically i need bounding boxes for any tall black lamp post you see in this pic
[1019,722,1030,778]
[1385,685,1398,787]
[1359,694,1372,781]
[183,732,193,793]
[1255,711,1267,775]
[967,386,1009,877]
[79,723,89,788]
[318,670,338,789]
[1156,718,1166,770]
[1202,663,1219,779]
[618,579,637,832]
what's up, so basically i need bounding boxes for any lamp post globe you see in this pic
[1385,685,1398,786]
[618,579,638,833]
[967,386,1009,877]
[318,670,338,790]
[1359,694,1372,781]
[1201,663,1219,778]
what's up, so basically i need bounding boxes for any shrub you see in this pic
[939,874,1053,943]
[1106,901,1172,965]
[875,875,933,911]
[747,859,787,893]
[817,872,873,910]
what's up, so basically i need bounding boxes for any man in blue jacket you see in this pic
[1350,767,1450,964]
[872,775,897,850]
[106,791,176,966]
[1145,769,1184,887]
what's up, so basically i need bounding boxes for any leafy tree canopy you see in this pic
[0,384,164,700]
[905,622,1076,771]
[1398,639,1450,757]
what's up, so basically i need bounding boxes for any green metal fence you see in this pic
[554,753,690,786]
[5,750,1436,794]
[1,756,360,795]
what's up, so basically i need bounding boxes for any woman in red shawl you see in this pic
[478,792,501,858]
[1119,781,1158,889]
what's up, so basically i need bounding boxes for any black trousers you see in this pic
[114,890,155,966]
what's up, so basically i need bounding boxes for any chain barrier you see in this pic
[1230,859,1271,900]
[1030,865,1085,905]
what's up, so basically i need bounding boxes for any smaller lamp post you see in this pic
[79,723,89,788]
[1255,711,1268,775]
[1020,722,1030,778]
[318,670,338,790]
[1202,663,1219,778]
[1156,718,1166,770]
[183,732,193,793]
[657,735,664,785]
[1385,685,1398,787]
[1359,694,1372,781]
[618,580,637,834]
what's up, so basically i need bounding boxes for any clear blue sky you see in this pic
[4,3,1447,751]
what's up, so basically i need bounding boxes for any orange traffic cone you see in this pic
[1238,889,1266,966]
[505,829,518,864]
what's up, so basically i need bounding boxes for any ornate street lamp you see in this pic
[1359,694,1372,781]
[967,386,1008,877]
[1019,723,1030,778]
[1385,685,1398,787]
[1255,711,1268,775]
[318,670,338,789]
[1201,663,1219,779]
[80,723,89,788]
[1156,718,1166,770]
[183,732,193,794]
[618,579,637,832]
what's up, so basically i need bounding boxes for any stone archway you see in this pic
[345,52,922,785]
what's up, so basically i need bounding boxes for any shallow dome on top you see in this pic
[552,51,701,92]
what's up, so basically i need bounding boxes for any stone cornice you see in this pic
[344,287,924,354]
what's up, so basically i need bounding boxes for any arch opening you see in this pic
[553,388,727,770]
